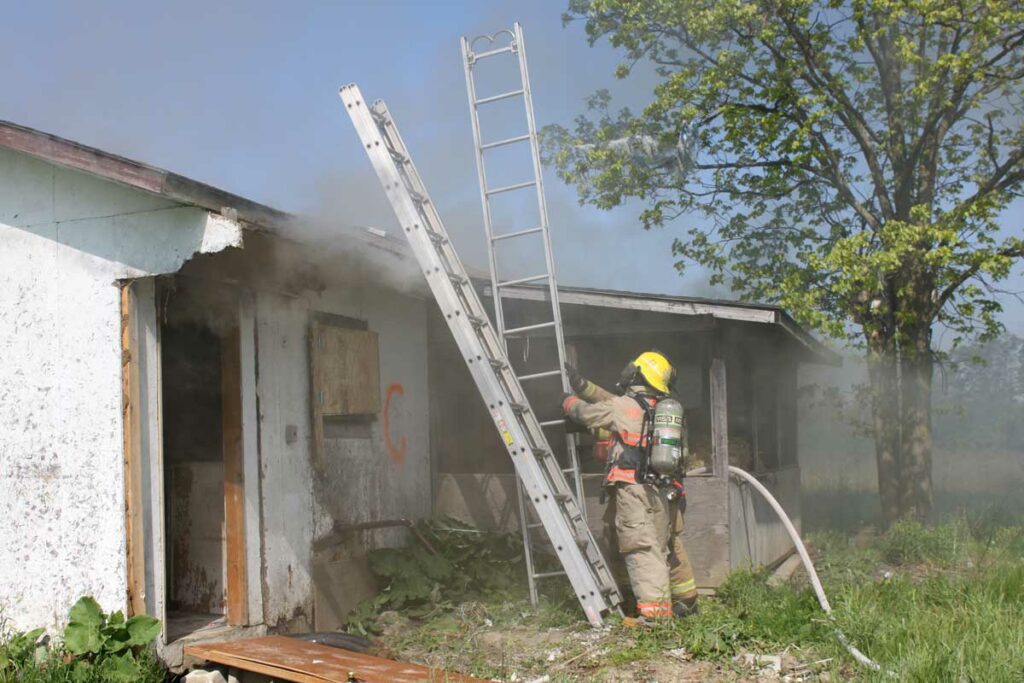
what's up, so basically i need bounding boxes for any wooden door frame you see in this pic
[222,327,247,625]
[121,278,264,640]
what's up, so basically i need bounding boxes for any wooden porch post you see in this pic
[709,356,729,479]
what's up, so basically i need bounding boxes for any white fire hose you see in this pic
[726,466,883,672]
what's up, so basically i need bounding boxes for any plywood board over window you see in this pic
[310,321,380,472]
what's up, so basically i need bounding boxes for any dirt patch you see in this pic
[373,604,832,682]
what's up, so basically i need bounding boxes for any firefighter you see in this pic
[562,351,698,620]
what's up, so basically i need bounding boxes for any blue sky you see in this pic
[3,0,1021,338]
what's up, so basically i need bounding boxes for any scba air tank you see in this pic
[649,398,684,476]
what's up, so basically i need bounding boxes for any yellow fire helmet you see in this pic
[633,351,676,394]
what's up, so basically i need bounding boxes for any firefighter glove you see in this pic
[564,362,587,393]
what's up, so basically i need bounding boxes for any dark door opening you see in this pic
[159,279,245,640]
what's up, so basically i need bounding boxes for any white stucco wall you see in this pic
[0,144,431,633]
[251,283,430,628]
[0,147,242,631]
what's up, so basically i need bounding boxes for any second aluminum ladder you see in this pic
[461,22,586,607]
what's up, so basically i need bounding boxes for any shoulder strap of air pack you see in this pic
[626,390,657,448]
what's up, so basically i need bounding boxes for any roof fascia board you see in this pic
[492,284,777,324]
[490,283,840,365]
[0,120,290,232]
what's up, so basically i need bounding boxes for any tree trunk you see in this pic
[866,334,901,527]
[898,328,935,522]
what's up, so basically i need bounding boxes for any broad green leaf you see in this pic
[125,614,161,646]
[101,624,131,653]
[67,597,104,630]
[64,622,103,656]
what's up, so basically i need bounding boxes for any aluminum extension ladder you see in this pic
[460,23,587,606]
[340,84,622,626]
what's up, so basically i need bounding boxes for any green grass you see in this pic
[362,519,1024,681]
[663,520,1024,682]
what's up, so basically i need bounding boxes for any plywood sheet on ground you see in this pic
[185,635,483,683]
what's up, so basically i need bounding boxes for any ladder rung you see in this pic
[475,89,525,106]
[481,133,531,150]
[504,320,556,337]
[486,180,536,196]
[527,522,544,530]
[532,570,566,580]
[499,273,549,288]
[539,419,565,428]
[555,492,574,502]
[492,226,544,242]
[517,369,562,382]
[472,45,514,60]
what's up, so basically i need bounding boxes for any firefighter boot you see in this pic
[672,596,699,619]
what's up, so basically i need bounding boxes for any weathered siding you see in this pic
[250,284,430,629]
[729,466,801,570]
[0,147,241,631]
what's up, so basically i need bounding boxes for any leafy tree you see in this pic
[546,0,1024,523]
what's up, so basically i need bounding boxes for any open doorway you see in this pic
[158,278,246,641]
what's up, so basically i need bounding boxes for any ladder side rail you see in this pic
[514,476,540,605]
[513,21,567,389]
[512,22,588,515]
[340,86,614,624]
[460,36,508,343]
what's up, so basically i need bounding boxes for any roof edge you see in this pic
[0,119,292,232]
[487,281,840,365]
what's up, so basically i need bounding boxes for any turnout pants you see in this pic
[605,482,697,618]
